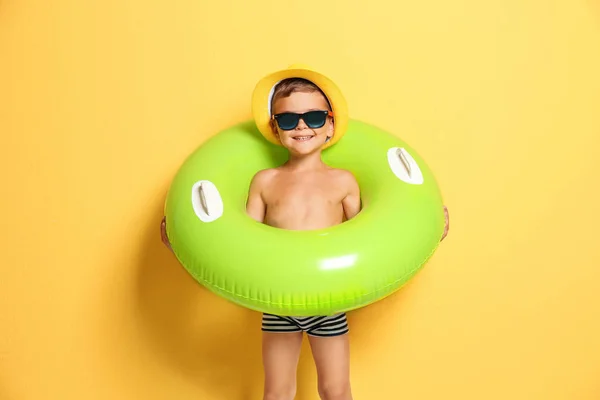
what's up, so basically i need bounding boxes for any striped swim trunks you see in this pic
[261,313,349,337]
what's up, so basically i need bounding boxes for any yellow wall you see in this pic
[1,0,600,398]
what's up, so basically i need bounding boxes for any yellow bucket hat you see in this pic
[251,64,349,149]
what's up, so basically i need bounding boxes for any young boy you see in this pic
[160,76,450,400]
[245,78,360,400]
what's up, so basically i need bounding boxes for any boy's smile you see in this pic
[291,133,315,142]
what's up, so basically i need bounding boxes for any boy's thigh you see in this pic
[262,331,303,384]
[307,330,351,385]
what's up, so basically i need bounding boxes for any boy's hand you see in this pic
[441,206,449,241]
[160,216,173,251]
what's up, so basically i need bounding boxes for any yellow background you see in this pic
[1,0,600,399]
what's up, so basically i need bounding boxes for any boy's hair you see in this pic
[270,78,332,113]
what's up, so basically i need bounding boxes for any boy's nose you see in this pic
[296,117,308,129]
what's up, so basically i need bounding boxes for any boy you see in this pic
[160,77,450,400]
[245,78,360,400]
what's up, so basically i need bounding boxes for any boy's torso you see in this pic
[262,167,347,231]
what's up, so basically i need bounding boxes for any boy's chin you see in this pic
[285,136,326,149]
[286,143,323,155]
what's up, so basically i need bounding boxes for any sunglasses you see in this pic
[272,110,333,131]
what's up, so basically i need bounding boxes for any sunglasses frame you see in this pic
[272,110,334,131]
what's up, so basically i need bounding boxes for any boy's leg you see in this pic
[307,314,352,400]
[262,314,303,400]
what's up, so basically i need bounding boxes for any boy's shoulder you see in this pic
[326,166,358,183]
[249,168,278,186]
[252,167,279,178]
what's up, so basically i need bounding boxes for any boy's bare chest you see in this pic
[264,175,345,206]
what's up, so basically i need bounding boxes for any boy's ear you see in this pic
[327,117,334,136]
[270,120,280,140]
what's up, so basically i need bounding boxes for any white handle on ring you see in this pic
[199,182,211,216]
[387,147,424,185]
[396,147,412,178]
[191,180,224,222]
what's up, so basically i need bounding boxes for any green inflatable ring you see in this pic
[165,119,444,316]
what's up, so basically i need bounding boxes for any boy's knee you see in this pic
[263,385,296,400]
[318,382,352,400]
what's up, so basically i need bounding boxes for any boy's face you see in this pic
[271,91,333,155]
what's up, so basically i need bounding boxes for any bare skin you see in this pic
[246,163,361,231]
[159,90,450,400]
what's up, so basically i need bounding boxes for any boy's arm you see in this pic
[341,171,361,220]
[246,171,268,223]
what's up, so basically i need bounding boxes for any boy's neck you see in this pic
[283,151,326,171]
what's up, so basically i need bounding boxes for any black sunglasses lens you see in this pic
[276,113,300,130]
[303,111,328,128]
